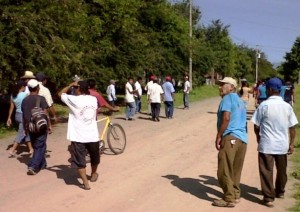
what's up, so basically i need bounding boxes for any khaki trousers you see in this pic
[217,135,247,202]
[258,153,287,202]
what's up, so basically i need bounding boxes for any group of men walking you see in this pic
[214,76,298,208]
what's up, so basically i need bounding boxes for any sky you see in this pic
[195,0,300,64]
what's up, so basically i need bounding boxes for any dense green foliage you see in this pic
[0,0,276,93]
[280,36,300,82]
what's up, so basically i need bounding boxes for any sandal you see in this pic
[79,184,91,190]
[8,151,16,158]
[212,199,235,207]
[90,173,99,182]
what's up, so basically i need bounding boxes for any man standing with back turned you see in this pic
[251,77,298,208]
[213,77,248,208]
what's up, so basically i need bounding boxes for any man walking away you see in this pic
[106,80,117,106]
[125,77,137,120]
[183,75,190,109]
[36,72,57,122]
[147,77,164,122]
[145,75,155,115]
[134,77,143,113]
[22,79,52,175]
[59,80,100,190]
[251,77,298,208]
[162,76,175,119]
[284,80,295,106]
[213,77,247,208]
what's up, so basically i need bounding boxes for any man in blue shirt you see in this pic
[251,77,298,207]
[213,77,248,208]
[162,76,175,119]
[257,80,267,105]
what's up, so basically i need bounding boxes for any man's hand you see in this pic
[215,135,222,150]
[48,126,53,134]
[6,118,12,127]
[288,145,294,155]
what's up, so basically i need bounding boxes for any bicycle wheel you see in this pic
[107,123,126,154]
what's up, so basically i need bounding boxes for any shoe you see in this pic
[90,173,99,182]
[261,199,274,208]
[27,168,37,175]
[276,194,284,199]
[156,118,160,122]
[79,184,91,190]
[212,199,235,207]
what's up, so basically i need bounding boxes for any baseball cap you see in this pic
[266,77,282,91]
[27,79,39,88]
[36,72,48,81]
[165,76,171,81]
[150,75,155,80]
[218,77,237,88]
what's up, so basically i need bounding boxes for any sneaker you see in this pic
[27,168,37,175]
[212,199,235,207]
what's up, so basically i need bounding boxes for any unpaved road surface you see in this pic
[0,96,296,211]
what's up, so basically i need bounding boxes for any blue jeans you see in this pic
[28,132,47,171]
[164,101,174,118]
[125,102,136,119]
[135,97,141,113]
[183,93,189,108]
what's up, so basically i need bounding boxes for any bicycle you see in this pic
[97,116,126,155]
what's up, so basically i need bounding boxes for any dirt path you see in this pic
[0,96,296,211]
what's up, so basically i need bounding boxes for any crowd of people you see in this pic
[5,71,298,208]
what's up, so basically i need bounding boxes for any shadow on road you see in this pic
[47,165,81,186]
[163,174,262,204]
[162,174,223,202]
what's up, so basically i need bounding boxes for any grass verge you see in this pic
[290,85,300,211]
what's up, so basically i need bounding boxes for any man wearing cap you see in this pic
[21,79,52,175]
[58,80,100,190]
[213,77,247,208]
[251,77,298,207]
[162,76,175,119]
[147,76,164,122]
[36,72,57,122]
[106,79,117,106]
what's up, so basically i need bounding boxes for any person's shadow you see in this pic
[162,175,223,202]
[163,174,261,204]
[47,165,82,187]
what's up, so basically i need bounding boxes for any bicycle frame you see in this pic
[97,116,111,141]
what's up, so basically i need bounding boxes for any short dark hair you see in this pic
[128,77,133,81]
[28,85,39,92]
[87,78,96,89]
[137,77,142,81]
[78,80,90,95]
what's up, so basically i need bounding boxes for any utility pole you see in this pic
[255,46,260,83]
[189,0,193,90]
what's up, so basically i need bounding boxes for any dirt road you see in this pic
[0,96,296,211]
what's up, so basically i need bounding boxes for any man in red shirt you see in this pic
[87,79,119,112]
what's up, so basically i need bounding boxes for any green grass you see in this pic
[290,85,300,211]
[0,123,18,139]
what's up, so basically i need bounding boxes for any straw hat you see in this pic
[20,71,35,79]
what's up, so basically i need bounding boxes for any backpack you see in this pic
[28,96,48,133]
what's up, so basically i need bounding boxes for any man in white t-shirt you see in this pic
[134,77,143,113]
[125,77,137,120]
[145,75,155,115]
[183,75,190,109]
[106,79,117,106]
[147,77,164,122]
[36,72,57,122]
[251,77,298,207]
[59,80,100,190]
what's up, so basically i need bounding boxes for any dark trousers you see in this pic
[183,93,189,108]
[258,153,287,202]
[28,132,48,171]
[164,101,174,118]
[217,135,247,202]
[151,103,161,119]
[135,97,141,113]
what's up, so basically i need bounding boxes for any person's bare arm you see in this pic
[49,105,57,122]
[288,126,296,155]
[215,111,230,150]
[58,82,78,98]
[254,125,260,143]
[45,109,52,134]
[6,100,15,127]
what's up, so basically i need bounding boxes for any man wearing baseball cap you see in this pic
[213,77,248,207]
[251,77,298,207]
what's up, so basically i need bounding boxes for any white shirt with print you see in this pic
[147,83,164,103]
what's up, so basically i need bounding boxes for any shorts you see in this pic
[70,141,100,168]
